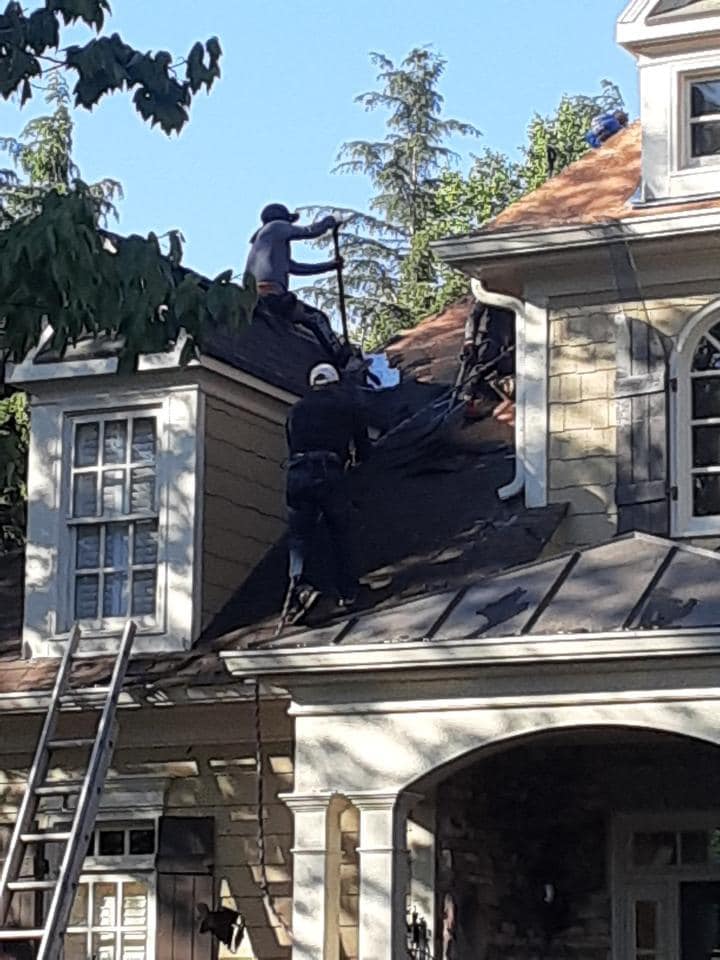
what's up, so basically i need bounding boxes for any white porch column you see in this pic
[350,791,420,960]
[284,794,334,960]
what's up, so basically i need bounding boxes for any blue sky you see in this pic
[0,1,638,279]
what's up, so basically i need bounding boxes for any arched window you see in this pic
[676,308,720,535]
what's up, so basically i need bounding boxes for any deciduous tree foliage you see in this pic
[0,0,255,375]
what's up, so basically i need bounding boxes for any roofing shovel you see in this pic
[332,221,350,345]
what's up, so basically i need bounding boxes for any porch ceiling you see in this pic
[257,533,720,649]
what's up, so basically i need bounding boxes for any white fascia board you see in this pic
[0,682,257,714]
[432,208,720,268]
[617,12,720,52]
[221,628,720,678]
[197,354,300,406]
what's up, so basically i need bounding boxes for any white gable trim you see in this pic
[617,0,720,52]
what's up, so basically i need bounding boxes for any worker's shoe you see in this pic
[287,582,320,625]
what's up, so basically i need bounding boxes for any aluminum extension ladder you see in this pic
[0,619,136,959]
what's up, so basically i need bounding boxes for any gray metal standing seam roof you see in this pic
[259,534,720,649]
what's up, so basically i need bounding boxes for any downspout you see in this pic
[470,278,526,501]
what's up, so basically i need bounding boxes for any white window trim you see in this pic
[612,810,720,960]
[65,870,157,960]
[677,68,720,171]
[672,299,720,537]
[63,407,165,635]
[23,384,203,657]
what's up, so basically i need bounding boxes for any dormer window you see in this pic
[688,76,720,161]
[69,411,161,629]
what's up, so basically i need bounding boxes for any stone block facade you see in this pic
[436,736,720,960]
[546,296,714,551]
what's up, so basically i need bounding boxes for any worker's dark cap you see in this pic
[260,203,299,224]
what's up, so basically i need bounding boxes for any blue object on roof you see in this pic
[585,111,626,149]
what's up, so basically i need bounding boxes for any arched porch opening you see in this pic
[399,725,720,960]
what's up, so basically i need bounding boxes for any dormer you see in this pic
[8,316,328,659]
[618,0,720,201]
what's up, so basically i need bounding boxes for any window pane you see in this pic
[131,570,156,617]
[681,882,720,960]
[102,470,126,516]
[691,80,720,118]
[130,467,156,513]
[93,882,117,927]
[694,474,720,516]
[75,574,99,619]
[683,831,709,864]
[92,932,116,960]
[692,120,720,158]
[131,418,156,464]
[64,933,87,960]
[97,829,125,856]
[73,474,97,518]
[693,378,720,419]
[633,831,677,867]
[76,527,100,570]
[682,830,720,864]
[133,521,158,565]
[69,882,89,926]
[636,900,657,951]
[129,828,155,855]
[75,422,99,467]
[103,420,127,465]
[693,426,720,467]
[103,572,128,617]
[693,337,720,371]
[104,524,129,569]
[122,881,148,926]
[121,933,147,960]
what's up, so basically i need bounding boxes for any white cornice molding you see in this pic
[222,629,720,678]
[432,208,720,268]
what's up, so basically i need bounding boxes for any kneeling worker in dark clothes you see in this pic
[285,362,371,617]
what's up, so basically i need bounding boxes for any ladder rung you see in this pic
[35,781,83,796]
[20,831,71,843]
[48,737,95,750]
[0,930,45,940]
[8,879,56,891]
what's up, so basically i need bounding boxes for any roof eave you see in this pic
[432,206,720,271]
[221,627,720,680]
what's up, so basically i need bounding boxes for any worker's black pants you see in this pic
[259,293,349,366]
[286,455,357,600]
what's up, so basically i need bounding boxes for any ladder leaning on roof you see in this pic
[0,619,136,960]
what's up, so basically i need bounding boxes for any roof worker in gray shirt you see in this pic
[246,203,353,368]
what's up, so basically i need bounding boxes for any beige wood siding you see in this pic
[546,295,719,552]
[202,396,288,628]
[0,699,293,960]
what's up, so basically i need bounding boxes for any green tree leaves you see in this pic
[304,63,624,347]
[0,1,222,135]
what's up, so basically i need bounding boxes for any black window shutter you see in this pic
[615,313,673,535]
[156,817,216,960]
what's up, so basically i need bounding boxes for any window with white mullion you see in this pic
[689,77,720,159]
[70,413,159,624]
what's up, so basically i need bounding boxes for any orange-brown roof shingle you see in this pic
[483,123,720,234]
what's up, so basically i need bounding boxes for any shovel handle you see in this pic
[332,225,350,345]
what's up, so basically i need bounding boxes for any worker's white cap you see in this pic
[309,363,340,387]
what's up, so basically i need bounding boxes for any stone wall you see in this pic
[436,736,720,960]
[546,295,716,551]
